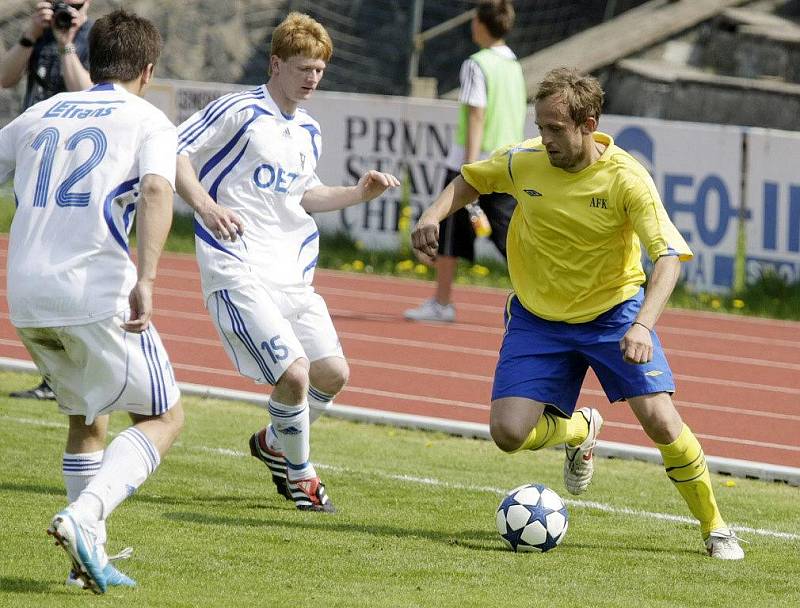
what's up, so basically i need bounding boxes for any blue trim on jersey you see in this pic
[219,289,277,385]
[177,89,265,153]
[302,255,318,279]
[297,230,319,259]
[103,178,139,253]
[299,123,320,161]
[198,105,273,181]
[13,191,19,209]
[193,218,243,261]
[90,83,115,91]
[122,201,136,233]
[208,139,249,201]
[505,146,541,184]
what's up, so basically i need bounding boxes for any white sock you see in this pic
[268,398,315,480]
[307,386,334,424]
[72,427,160,521]
[265,424,282,452]
[63,450,107,545]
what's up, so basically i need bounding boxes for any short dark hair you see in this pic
[535,67,604,125]
[477,0,515,39]
[89,9,162,83]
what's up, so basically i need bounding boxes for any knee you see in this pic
[276,359,310,402]
[490,418,529,453]
[310,358,349,395]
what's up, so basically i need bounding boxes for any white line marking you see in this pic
[1,414,796,542]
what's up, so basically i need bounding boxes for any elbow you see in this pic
[139,175,174,207]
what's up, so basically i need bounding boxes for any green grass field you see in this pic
[0,371,798,607]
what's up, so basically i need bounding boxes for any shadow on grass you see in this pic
[0,576,55,594]
[164,509,498,551]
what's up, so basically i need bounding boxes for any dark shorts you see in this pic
[438,168,516,261]
[491,290,675,418]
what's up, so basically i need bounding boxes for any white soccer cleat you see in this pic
[563,407,603,495]
[404,298,455,323]
[705,528,745,560]
[48,509,107,594]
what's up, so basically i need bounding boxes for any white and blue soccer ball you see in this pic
[495,483,569,552]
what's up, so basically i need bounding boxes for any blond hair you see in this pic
[271,12,333,63]
[534,67,604,125]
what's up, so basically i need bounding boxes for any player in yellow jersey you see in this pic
[411,67,744,560]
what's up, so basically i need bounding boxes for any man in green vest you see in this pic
[405,0,526,323]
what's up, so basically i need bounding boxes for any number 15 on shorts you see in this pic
[261,335,289,363]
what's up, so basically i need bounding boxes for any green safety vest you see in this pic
[456,47,526,153]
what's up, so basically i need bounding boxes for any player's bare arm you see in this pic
[123,173,173,333]
[175,155,244,241]
[300,169,400,213]
[411,175,480,262]
[619,254,681,364]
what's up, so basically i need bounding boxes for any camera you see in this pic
[50,1,75,31]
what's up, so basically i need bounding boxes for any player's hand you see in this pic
[411,219,440,264]
[200,205,244,241]
[357,170,400,202]
[619,322,653,365]
[123,280,153,333]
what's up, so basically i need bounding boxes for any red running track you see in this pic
[0,236,798,469]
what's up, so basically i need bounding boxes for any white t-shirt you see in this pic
[445,45,517,171]
[0,83,177,328]
[177,86,323,298]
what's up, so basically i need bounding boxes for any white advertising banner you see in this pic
[600,116,743,292]
[147,79,750,292]
[743,129,800,284]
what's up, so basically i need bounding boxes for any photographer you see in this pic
[0,1,92,111]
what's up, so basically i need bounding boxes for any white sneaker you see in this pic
[404,298,455,322]
[48,509,107,594]
[563,407,603,495]
[705,528,745,560]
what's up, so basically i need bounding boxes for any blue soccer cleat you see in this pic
[48,510,107,594]
[102,563,136,586]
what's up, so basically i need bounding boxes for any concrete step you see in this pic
[605,57,800,130]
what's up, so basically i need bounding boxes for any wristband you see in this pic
[59,44,77,56]
[632,321,651,332]
[19,36,35,48]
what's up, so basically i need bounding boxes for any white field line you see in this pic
[3,412,796,542]
[189,445,800,543]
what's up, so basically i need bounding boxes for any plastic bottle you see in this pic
[466,202,492,238]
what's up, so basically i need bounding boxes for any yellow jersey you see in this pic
[461,132,692,323]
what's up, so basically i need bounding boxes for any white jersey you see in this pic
[0,83,177,328]
[177,86,323,298]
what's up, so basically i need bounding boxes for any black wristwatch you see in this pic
[19,36,35,48]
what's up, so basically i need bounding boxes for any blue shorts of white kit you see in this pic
[491,290,675,418]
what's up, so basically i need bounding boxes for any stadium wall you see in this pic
[149,78,800,294]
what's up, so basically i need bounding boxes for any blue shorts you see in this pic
[491,290,675,418]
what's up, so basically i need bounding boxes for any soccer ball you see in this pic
[495,483,569,552]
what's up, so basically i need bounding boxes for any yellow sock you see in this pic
[516,411,589,452]
[656,424,726,537]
